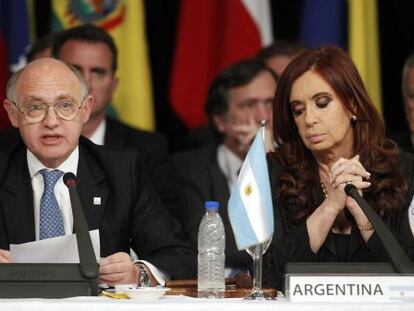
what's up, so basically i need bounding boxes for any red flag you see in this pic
[170,0,272,129]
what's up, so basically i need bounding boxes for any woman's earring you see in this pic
[351,115,357,128]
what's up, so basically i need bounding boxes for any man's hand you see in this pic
[230,117,260,155]
[0,249,11,263]
[99,252,139,285]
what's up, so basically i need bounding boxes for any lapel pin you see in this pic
[93,197,102,205]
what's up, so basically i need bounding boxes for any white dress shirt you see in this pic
[27,147,79,240]
[217,144,243,192]
[88,118,106,145]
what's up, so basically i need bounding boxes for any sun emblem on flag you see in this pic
[63,0,125,30]
[244,184,253,196]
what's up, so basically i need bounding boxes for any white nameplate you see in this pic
[288,275,414,302]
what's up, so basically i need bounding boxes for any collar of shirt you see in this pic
[27,147,79,177]
[27,147,79,240]
[217,143,243,191]
[89,118,106,145]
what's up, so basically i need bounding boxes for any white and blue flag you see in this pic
[228,127,274,250]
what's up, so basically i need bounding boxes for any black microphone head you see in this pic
[345,183,357,196]
[63,172,77,187]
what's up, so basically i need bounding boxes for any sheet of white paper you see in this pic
[9,230,100,263]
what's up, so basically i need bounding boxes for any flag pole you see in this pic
[244,120,273,300]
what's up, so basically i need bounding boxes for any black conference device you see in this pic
[0,173,99,298]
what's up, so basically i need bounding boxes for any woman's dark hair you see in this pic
[271,45,407,222]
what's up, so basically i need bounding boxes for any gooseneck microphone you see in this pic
[63,173,99,279]
[345,184,414,274]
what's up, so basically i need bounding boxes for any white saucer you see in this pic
[116,285,170,301]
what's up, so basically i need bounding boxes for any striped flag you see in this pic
[0,0,32,128]
[349,0,382,115]
[228,127,274,250]
[299,0,347,49]
[170,0,273,129]
[51,0,154,131]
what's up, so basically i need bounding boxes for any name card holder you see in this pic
[287,274,414,302]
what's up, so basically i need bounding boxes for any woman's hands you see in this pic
[325,155,374,237]
[320,155,369,216]
[308,155,374,253]
[330,155,371,213]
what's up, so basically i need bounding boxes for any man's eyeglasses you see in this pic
[12,99,84,124]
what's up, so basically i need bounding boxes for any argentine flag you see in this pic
[228,127,274,250]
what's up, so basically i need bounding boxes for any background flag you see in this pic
[0,0,32,129]
[299,0,347,49]
[228,127,274,250]
[349,0,382,115]
[51,0,154,131]
[170,0,272,129]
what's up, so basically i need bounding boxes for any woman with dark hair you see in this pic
[264,45,414,290]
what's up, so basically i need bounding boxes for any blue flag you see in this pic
[300,0,347,49]
[228,127,274,250]
[0,0,30,72]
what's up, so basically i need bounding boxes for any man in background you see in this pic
[256,39,305,78]
[52,24,180,215]
[390,52,414,152]
[26,33,56,62]
[172,59,278,277]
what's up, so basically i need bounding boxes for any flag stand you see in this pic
[244,239,273,300]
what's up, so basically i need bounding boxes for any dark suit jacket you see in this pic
[172,146,251,272]
[0,119,181,217]
[104,118,182,211]
[0,137,196,280]
[263,152,414,290]
[389,130,414,153]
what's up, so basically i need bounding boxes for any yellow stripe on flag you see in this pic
[348,0,382,116]
[51,0,154,131]
[110,1,154,131]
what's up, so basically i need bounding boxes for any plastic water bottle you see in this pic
[198,201,225,298]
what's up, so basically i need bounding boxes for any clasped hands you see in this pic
[321,155,371,216]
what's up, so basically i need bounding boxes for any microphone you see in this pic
[345,184,414,274]
[63,173,99,279]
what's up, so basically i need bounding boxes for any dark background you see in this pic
[33,0,414,152]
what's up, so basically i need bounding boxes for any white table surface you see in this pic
[1,296,414,311]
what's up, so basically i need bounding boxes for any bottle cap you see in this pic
[205,201,219,211]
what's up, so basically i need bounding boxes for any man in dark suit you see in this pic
[390,52,414,152]
[172,59,278,276]
[50,24,178,215]
[0,58,195,285]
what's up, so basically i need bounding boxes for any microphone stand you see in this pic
[345,184,414,274]
[63,173,99,279]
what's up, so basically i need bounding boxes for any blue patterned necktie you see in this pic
[39,169,65,240]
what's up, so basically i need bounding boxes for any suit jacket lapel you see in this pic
[104,118,124,147]
[76,144,109,231]
[2,148,35,244]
